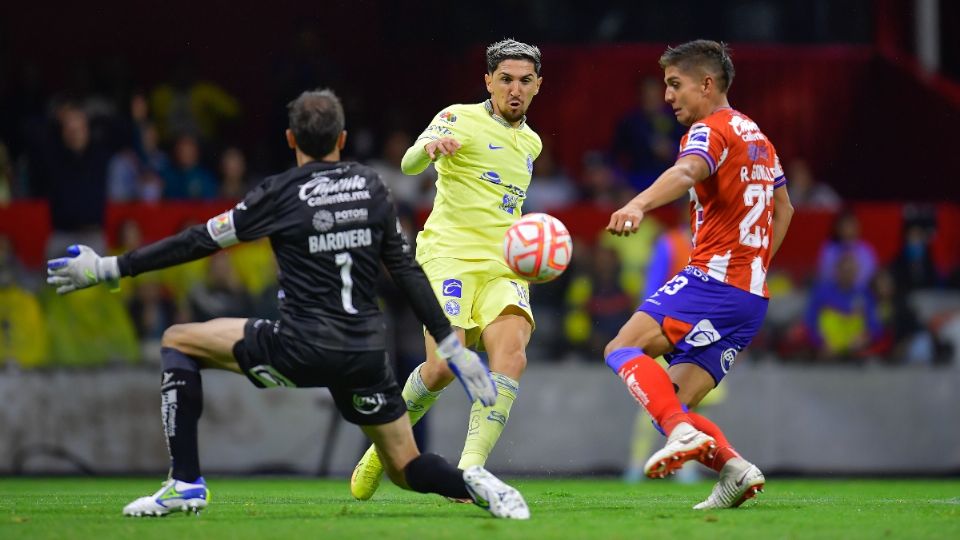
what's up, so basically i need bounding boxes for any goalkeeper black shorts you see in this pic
[233,318,406,425]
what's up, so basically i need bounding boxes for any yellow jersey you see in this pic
[403,101,542,264]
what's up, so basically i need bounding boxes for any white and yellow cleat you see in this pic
[350,444,385,501]
[463,466,530,520]
[693,458,765,509]
[122,477,209,517]
[644,422,716,479]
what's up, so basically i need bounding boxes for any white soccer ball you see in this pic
[503,213,573,283]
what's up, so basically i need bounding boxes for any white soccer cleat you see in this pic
[693,458,765,510]
[463,466,530,520]
[643,422,716,479]
[122,477,209,517]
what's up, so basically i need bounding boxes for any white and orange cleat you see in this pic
[693,457,765,509]
[643,422,716,479]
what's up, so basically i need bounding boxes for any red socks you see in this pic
[614,353,692,436]
[607,348,740,471]
[687,412,740,471]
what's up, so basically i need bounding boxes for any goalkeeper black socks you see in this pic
[160,347,203,483]
[403,453,471,500]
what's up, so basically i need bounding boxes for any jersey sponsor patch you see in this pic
[207,210,239,247]
[481,171,502,184]
[500,194,519,214]
[683,124,711,152]
[439,111,457,123]
[299,174,369,207]
[509,280,529,308]
[684,319,721,347]
[747,143,769,161]
[352,392,386,415]
[312,210,335,232]
[249,365,296,388]
[720,347,738,373]
[334,208,368,225]
[427,124,454,136]
[442,278,463,298]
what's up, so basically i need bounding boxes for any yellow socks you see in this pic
[402,363,442,425]
[458,372,519,469]
[403,365,520,470]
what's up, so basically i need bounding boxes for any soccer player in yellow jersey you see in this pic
[351,39,543,500]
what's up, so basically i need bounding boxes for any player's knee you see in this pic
[491,349,526,378]
[422,359,456,388]
[603,340,619,360]
[604,345,644,373]
[603,337,633,361]
[161,324,190,349]
[505,349,527,371]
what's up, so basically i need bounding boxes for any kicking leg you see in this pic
[123,318,246,517]
[457,307,529,469]
[604,312,715,479]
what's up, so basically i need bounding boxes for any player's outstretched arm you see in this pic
[47,221,226,294]
[436,333,498,407]
[46,244,120,294]
[607,155,708,236]
[400,137,462,175]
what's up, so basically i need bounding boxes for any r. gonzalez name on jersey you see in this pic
[677,108,786,298]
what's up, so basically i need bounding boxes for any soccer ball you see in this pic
[503,213,573,283]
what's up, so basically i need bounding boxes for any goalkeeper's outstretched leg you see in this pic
[360,415,529,519]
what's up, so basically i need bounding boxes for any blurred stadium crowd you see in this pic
[1,0,959,372]
[1,71,958,371]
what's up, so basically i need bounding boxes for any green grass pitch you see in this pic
[2,477,958,539]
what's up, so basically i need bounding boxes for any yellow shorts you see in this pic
[421,257,534,349]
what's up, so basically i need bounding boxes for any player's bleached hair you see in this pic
[486,39,542,75]
[287,88,345,159]
[659,40,735,93]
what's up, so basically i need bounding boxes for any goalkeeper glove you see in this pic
[436,333,497,407]
[46,244,121,294]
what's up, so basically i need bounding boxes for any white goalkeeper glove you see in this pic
[436,333,497,407]
[46,244,120,295]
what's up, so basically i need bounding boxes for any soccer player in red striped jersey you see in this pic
[604,40,795,509]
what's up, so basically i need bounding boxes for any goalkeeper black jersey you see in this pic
[117,160,452,351]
